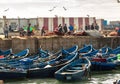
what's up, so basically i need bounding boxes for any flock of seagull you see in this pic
[48,6,67,12]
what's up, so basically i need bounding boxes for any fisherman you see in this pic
[27,23,31,36]
[4,24,9,38]
[68,24,74,35]
[58,24,63,33]
[63,24,68,34]
[96,49,102,58]
[41,26,46,36]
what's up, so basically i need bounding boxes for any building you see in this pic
[0,16,103,33]
[109,21,120,27]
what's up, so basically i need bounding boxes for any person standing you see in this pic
[74,24,77,33]
[41,26,46,36]
[27,23,31,36]
[69,24,74,35]
[4,24,9,38]
[63,24,68,34]
[91,23,94,30]
[58,24,63,33]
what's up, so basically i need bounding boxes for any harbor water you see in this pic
[4,68,120,84]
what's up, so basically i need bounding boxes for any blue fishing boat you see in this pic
[107,54,120,66]
[91,57,116,71]
[78,44,95,55]
[36,45,78,62]
[55,57,91,81]
[0,48,30,67]
[1,48,29,60]
[3,45,78,70]
[27,52,78,78]
[0,49,12,56]
[0,66,27,80]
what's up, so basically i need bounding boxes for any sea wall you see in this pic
[0,36,120,54]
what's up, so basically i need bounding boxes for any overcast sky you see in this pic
[0,0,120,21]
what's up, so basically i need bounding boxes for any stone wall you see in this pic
[0,38,12,50]
[0,36,120,54]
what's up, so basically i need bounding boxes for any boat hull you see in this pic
[0,71,26,80]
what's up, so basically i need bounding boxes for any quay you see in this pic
[0,35,120,54]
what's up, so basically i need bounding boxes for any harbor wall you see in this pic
[0,36,120,54]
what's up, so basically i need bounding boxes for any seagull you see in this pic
[49,6,56,12]
[54,15,58,17]
[49,9,53,12]
[4,8,9,12]
[86,14,89,17]
[117,0,120,3]
[63,6,67,11]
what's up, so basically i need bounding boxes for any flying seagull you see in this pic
[4,8,9,12]
[117,0,120,3]
[63,6,67,11]
[49,6,56,12]
[54,15,58,17]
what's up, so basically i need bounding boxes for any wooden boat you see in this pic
[5,45,78,70]
[108,46,120,55]
[0,49,12,56]
[55,57,91,81]
[82,50,98,57]
[81,46,111,57]
[36,45,78,62]
[78,45,95,55]
[27,52,78,78]
[0,66,27,80]
[107,54,120,66]
[0,48,29,65]
[2,48,29,60]
[91,57,116,71]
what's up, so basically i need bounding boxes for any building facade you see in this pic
[0,16,103,33]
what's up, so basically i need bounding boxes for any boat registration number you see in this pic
[66,76,71,80]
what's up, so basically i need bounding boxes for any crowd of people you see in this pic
[85,23,99,30]
[3,22,120,38]
[55,24,76,35]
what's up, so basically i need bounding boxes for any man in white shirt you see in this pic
[96,49,102,58]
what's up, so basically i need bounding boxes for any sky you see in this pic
[0,0,120,21]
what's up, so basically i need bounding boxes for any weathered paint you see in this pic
[74,18,78,31]
[48,18,53,32]
[53,17,58,30]
[0,36,120,54]
[69,17,74,26]
[44,18,49,30]
[78,17,83,30]
[38,18,44,29]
